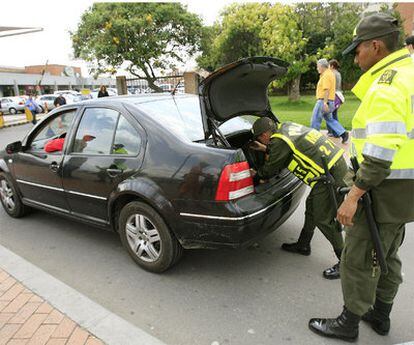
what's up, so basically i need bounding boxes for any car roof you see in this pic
[54,93,196,109]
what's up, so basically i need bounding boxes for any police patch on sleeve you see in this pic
[378,70,397,85]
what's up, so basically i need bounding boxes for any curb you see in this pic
[1,114,47,129]
[1,120,31,129]
[0,244,168,345]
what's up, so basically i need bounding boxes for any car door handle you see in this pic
[49,162,60,173]
[106,168,123,177]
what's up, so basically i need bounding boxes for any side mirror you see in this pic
[6,141,22,154]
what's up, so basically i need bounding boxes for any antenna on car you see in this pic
[171,80,182,96]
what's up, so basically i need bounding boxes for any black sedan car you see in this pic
[0,57,305,272]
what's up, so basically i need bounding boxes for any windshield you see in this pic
[136,96,253,142]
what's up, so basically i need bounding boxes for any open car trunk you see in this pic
[202,122,290,189]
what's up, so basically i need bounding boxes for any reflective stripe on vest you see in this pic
[362,142,396,162]
[351,121,409,139]
[386,169,414,179]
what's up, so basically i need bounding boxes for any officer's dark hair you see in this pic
[364,31,401,53]
[406,35,414,47]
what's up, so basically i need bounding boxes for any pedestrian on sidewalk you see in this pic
[327,59,345,138]
[25,94,40,125]
[98,85,109,98]
[311,58,349,143]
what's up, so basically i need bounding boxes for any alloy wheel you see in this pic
[125,214,162,262]
[0,179,15,212]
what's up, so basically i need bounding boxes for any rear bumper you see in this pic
[176,179,306,249]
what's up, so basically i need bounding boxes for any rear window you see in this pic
[136,96,205,141]
[136,96,254,142]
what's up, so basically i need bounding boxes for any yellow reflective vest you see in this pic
[271,122,344,186]
[351,48,414,179]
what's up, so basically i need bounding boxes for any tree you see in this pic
[196,3,270,71]
[72,3,203,91]
[197,3,367,101]
[261,4,315,101]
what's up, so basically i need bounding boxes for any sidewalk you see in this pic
[0,268,104,345]
[0,245,167,345]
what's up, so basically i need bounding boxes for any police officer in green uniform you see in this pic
[251,118,348,279]
[309,13,414,342]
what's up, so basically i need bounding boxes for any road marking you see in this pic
[0,243,168,345]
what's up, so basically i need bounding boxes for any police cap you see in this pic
[343,13,399,55]
[252,117,275,137]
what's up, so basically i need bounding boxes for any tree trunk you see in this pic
[147,79,163,93]
[288,75,301,102]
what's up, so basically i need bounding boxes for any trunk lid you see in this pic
[199,56,288,140]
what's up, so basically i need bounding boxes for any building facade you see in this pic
[0,64,115,97]
[396,2,414,36]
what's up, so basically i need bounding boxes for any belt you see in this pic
[317,98,334,101]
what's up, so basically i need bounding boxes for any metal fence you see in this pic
[126,75,185,95]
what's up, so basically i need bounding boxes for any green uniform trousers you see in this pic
[298,158,348,254]
[340,205,405,316]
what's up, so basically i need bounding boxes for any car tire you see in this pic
[0,172,28,218]
[119,201,183,273]
[9,108,17,115]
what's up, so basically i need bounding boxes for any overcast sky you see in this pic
[1,0,389,76]
[1,0,243,76]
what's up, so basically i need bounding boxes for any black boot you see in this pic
[309,307,360,342]
[323,262,340,280]
[281,230,312,256]
[323,249,342,280]
[281,242,311,255]
[362,299,392,335]
[341,131,349,144]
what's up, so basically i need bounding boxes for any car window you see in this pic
[112,115,141,155]
[218,116,253,135]
[72,108,118,155]
[136,96,204,141]
[30,110,77,151]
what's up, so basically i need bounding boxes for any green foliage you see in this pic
[72,3,203,88]
[197,3,270,71]
[198,3,368,94]
[261,4,314,88]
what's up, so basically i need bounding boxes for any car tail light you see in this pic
[215,161,254,201]
[19,101,24,105]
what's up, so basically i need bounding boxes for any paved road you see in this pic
[0,124,413,345]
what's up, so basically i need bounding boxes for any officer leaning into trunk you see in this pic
[309,13,414,342]
[250,117,348,279]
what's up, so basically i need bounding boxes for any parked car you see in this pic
[36,94,59,112]
[157,83,174,93]
[54,90,79,97]
[0,97,26,114]
[0,57,305,273]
